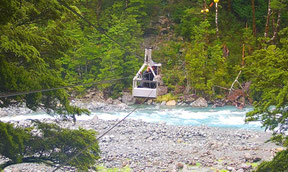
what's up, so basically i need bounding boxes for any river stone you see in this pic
[244,153,252,162]
[106,98,113,104]
[166,100,176,106]
[4,163,56,172]
[121,92,135,105]
[92,115,99,123]
[227,166,235,171]
[113,99,122,105]
[147,99,153,105]
[190,97,208,107]
[240,163,252,170]
[185,94,196,103]
[176,162,184,169]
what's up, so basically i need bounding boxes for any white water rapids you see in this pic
[0,105,262,130]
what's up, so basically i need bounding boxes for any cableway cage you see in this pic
[132,48,161,98]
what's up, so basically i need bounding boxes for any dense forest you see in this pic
[1,0,288,171]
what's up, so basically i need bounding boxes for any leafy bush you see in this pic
[0,121,100,171]
[156,93,177,102]
[256,149,288,172]
[0,122,31,164]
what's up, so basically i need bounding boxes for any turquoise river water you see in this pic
[0,105,262,130]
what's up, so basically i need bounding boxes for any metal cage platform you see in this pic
[132,48,161,98]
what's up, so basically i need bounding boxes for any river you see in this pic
[0,105,262,130]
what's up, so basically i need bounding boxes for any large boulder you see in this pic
[190,97,208,107]
[112,99,122,105]
[185,94,197,103]
[161,101,166,105]
[121,92,135,105]
[106,98,113,104]
[166,100,176,106]
[83,90,105,102]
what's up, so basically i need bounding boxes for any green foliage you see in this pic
[245,27,288,172]
[256,149,288,172]
[184,20,229,96]
[153,41,186,92]
[270,0,287,11]
[60,21,102,86]
[0,121,100,170]
[242,27,256,55]
[0,0,89,119]
[232,0,267,32]
[156,93,177,102]
[245,44,288,131]
[0,122,30,163]
[126,0,160,28]
[175,6,202,38]
[1,0,287,101]
[220,170,228,172]
[195,162,202,167]
[95,2,143,97]
[1,0,288,171]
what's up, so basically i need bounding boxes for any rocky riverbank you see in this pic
[0,91,283,171]
[2,118,282,172]
[0,94,209,119]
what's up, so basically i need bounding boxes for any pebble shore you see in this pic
[83,119,277,172]
[2,117,280,172]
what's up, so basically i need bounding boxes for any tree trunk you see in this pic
[126,0,129,8]
[184,79,191,95]
[85,59,88,74]
[215,2,219,37]
[251,0,256,36]
[203,0,207,20]
[242,44,245,66]
[268,12,281,43]
[228,0,232,12]
[96,0,102,20]
[264,0,272,37]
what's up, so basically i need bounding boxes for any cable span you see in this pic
[0,77,132,98]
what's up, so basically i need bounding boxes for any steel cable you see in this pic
[52,89,154,172]
[0,77,132,98]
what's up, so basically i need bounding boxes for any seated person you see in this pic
[152,66,157,75]
[142,67,157,88]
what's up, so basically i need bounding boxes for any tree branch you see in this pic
[229,70,242,95]
[214,85,229,90]
[0,161,16,170]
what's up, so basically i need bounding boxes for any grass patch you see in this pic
[246,162,260,168]
[96,165,131,172]
[220,170,229,172]
[217,159,223,163]
[156,93,177,102]
[196,162,202,167]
